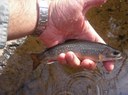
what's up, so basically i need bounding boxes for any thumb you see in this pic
[82,0,107,13]
[76,20,105,44]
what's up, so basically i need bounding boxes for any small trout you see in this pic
[31,40,125,70]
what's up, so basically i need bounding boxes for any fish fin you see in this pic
[99,54,103,62]
[30,53,41,70]
[47,60,58,64]
[47,61,56,64]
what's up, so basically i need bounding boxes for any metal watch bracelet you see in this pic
[32,0,49,36]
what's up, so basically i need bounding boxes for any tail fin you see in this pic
[30,53,41,70]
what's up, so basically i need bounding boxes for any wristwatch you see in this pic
[32,0,49,36]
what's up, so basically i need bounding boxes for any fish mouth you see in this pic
[102,56,123,62]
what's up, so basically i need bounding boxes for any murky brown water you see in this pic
[0,0,128,95]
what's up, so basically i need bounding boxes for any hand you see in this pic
[39,0,114,71]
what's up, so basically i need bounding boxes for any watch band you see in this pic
[0,1,9,49]
[32,0,49,36]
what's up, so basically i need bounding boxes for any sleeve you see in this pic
[0,0,9,49]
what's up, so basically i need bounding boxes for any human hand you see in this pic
[39,0,114,71]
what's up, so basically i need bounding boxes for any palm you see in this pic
[39,0,106,47]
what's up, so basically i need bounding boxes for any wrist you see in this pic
[32,0,51,36]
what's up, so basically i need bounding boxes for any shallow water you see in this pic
[16,58,128,95]
[0,0,128,95]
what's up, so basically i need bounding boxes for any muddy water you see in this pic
[87,0,128,51]
[0,0,128,95]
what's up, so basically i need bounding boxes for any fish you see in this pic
[31,39,126,70]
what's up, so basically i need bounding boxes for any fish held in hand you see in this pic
[31,40,125,70]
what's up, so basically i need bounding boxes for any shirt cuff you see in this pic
[0,1,9,49]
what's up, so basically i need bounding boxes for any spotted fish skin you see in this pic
[31,40,125,70]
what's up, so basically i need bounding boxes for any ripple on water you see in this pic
[50,59,128,95]
[51,69,110,95]
[16,57,128,95]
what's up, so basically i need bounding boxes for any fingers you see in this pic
[58,51,115,71]
[58,51,81,66]
[58,51,96,70]
[103,61,115,72]
[80,59,96,70]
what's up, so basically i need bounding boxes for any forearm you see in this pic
[8,0,37,40]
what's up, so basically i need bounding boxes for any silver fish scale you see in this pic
[43,40,107,58]
[37,40,121,63]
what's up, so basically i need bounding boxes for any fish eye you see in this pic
[112,51,121,56]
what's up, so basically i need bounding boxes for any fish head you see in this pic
[101,47,124,61]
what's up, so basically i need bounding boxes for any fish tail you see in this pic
[30,53,41,70]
